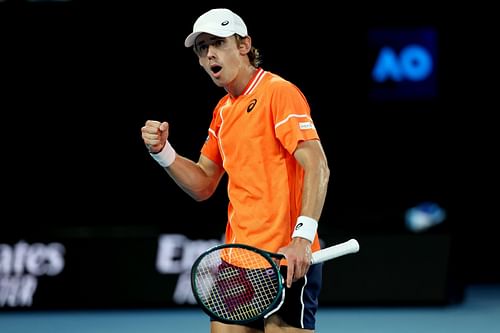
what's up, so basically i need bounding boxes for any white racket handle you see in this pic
[311,238,360,264]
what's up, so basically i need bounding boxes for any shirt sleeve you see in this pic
[200,107,223,167]
[272,82,320,155]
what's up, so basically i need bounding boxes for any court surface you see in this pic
[1,284,498,333]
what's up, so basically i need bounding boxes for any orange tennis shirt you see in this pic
[201,68,321,254]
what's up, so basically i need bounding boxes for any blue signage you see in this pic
[368,27,438,101]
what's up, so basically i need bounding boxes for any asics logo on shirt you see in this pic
[247,99,257,113]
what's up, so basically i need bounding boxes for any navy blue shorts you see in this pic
[211,262,323,330]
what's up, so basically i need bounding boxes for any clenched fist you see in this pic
[141,120,170,154]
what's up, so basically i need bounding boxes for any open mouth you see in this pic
[211,65,222,75]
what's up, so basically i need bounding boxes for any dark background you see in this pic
[1,0,498,306]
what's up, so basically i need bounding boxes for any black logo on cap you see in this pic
[221,20,229,26]
[247,99,257,113]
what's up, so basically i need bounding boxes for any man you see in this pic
[141,8,330,332]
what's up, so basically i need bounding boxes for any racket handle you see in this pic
[311,238,360,264]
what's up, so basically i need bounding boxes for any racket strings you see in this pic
[194,248,281,321]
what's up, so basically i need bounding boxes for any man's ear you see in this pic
[239,36,252,54]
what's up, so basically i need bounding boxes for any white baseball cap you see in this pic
[184,8,248,48]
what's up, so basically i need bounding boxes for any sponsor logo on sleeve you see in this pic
[299,121,314,130]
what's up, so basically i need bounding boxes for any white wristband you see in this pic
[150,141,176,167]
[292,216,318,243]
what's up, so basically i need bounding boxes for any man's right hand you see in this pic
[141,120,169,153]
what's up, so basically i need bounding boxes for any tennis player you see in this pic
[141,8,330,332]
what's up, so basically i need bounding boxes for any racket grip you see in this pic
[311,238,360,264]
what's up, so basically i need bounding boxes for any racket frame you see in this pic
[191,243,285,324]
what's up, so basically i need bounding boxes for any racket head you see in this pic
[191,243,284,324]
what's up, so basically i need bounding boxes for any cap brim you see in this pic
[184,32,202,48]
[184,29,236,48]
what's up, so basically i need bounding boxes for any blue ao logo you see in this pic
[368,27,437,101]
[372,44,433,83]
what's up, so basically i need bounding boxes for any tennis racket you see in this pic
[191,238,359,324]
